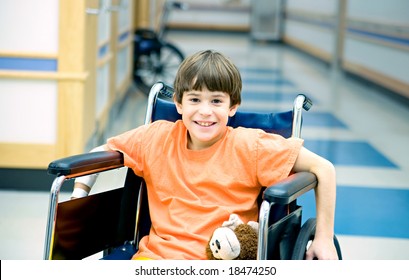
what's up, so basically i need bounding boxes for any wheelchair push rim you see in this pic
[291,218,342,260]
[133,43,184,95]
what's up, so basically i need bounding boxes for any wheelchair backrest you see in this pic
[151,93,294,138]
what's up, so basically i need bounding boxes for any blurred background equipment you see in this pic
[133,1,187,95]
[251,0,284,41]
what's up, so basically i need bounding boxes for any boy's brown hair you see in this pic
[173,50,242,107]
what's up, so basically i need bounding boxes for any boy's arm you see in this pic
[71,144,111,199]
[292,146,338,260]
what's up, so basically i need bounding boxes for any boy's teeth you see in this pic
[198,122,212,126]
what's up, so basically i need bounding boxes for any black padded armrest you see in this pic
[47,151,124,178]
[263,172,317,204]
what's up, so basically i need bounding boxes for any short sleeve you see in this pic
[107,125,149,176]
[255,131,304,187]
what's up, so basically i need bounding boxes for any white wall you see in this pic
[286,0,338,14]
[282,0,409,97]
[347,0,409,24]
[0,0,59,53]
[0,79,57,144]
[283,0,339,61]
[343,0,409,95]
[0,0,59,144]
[167,0,251,30]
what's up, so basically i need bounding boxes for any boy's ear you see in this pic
[229,104,239,117]
[173,96,183,114]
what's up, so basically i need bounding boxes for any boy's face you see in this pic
[175,88,238,150]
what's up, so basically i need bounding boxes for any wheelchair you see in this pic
[44,82,342,260]
[133,1,186,95]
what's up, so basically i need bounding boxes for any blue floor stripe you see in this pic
[241,91,299,102]
[304,140,398,168]
[298,186,409,239]
[303,112,348,128]
[242,78,296,87]
[239,67,282,75]
[240,106,347,129]
[241,86,316,105]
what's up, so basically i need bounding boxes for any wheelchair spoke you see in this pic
[133,43,184,95]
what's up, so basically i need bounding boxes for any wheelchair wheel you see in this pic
[291,218,342,260]
[133,42,184,95]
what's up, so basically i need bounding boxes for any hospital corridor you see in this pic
[1,0,409,260]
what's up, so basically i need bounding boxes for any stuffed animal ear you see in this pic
[234,224,258,260]
[222,214,244,230]
[247,221,259,232]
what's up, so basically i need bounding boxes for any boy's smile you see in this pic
[175,88,238,150]
[195,121,215,127]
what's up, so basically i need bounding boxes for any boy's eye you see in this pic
[189,98,200,103]
[212,99,222,104]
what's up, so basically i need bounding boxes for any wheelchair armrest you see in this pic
[263,172,317,205]
[47,151,124,178]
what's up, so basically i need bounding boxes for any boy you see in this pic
[73,50,338,260]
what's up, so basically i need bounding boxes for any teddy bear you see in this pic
[206,214,259,260]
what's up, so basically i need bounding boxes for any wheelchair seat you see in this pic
[44,82,342,260]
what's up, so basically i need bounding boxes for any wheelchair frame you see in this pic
[44,82,341,260]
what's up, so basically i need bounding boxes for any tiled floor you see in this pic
[1,30,409,260]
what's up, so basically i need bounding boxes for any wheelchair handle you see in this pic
[292,94,313,138]
[171,1,189,10]
[145,82,175,125]
[159,82,175,99]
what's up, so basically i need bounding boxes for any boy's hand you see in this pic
[305,237,339,260]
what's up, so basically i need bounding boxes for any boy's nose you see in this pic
[199,103,212,115]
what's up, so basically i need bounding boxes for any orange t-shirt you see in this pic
[107,120,303,259]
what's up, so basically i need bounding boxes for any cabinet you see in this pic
[0,0,134,172]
